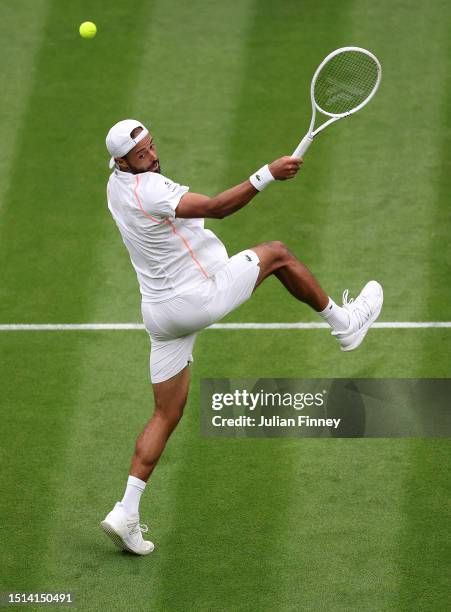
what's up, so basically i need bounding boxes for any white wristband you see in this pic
[249,164,275,191]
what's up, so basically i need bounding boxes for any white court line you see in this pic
[0,322,450,331]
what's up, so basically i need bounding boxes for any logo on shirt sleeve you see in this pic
[164,180,178,193]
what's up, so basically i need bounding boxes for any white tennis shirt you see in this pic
[107,168,229,302]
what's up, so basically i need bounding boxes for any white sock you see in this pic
[121,475,147,516]
[318,297,350,332]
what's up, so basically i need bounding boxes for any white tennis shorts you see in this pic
[141,249,260,383]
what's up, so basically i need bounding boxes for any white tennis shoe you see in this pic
[101,502,154,555]
[332,281,383,351]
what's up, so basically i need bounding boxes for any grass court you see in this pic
[1,1,450,610]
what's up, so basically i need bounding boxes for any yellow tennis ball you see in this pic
[79,21,97,39]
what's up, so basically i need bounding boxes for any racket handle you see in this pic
[292,134,313,158]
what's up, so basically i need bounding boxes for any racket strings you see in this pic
[314,51,379,116]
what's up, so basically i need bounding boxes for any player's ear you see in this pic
[116,156,129,171]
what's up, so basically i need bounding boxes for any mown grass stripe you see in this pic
[339,3,451,610]
[0,0,49,217]
[396,0,451,607]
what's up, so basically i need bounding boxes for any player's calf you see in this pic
[130,371,189,481]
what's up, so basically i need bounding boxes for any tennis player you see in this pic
[101,119,383,555]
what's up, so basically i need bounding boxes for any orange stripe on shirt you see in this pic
[165,219,209,278]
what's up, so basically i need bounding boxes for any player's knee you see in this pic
[267,240,291,264]
[154,400,185,426]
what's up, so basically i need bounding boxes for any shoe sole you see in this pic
[100,520,154,556]
[340,290,384,352]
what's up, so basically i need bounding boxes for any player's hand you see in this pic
[268,156,303,181]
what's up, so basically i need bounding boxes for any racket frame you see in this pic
[293,46,382,158]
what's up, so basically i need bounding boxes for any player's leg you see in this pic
[101,314,198,555]
[250,240,383,350]
[101,365,190,555]
[129,365,190,482]
[204,243,382,352]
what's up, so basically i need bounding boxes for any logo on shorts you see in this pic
[245,254,252,262]
[256,174,261,181]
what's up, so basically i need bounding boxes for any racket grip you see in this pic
[292,134,313,158]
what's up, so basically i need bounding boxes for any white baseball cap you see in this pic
[106,119,149,169]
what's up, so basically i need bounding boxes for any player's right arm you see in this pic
[175,156,302,219]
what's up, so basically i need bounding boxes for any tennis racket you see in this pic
[292,46,382,158]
